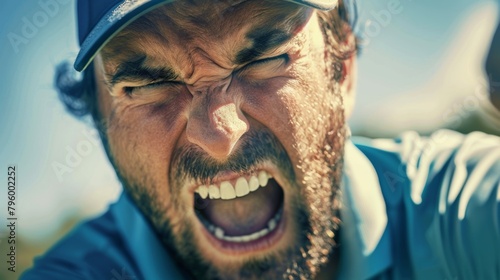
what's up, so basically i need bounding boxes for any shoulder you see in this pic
[354,130,500,279]
[21,209,140,280]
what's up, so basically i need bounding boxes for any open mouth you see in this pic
[193,170,286,252]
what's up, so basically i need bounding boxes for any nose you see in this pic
[186,81,249,160]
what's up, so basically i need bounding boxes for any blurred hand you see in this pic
[486,21,500,111]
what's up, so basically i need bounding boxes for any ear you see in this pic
[340,54,357,120]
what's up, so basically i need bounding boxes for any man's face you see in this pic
[94,0,350,279]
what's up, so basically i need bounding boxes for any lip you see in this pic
[187,162,285,195]
[197,206,288,255]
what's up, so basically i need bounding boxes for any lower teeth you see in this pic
[203,207,283,243]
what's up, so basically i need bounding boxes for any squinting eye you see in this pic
[123,81,182,96]
[237,54,289,79]
[247,54,289,68]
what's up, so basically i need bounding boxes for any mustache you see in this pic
[170,130,295,186]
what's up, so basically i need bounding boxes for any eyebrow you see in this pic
[107,55,178,87]
[235,28,293,65]
[106,29,292,86]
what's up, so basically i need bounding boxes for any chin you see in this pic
[170,165,340,279]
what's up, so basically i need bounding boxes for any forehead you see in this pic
[100,0,310,68]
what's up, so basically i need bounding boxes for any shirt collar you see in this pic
[338,140,393,279]
[111,193,186,279]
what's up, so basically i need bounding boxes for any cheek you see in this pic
[281,74,334,156]
[241,56,335,164]
[105,95,190,190]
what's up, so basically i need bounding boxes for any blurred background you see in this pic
[0,0,499,279]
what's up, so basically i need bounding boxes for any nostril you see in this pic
[186,103,249,159]
[186,126,238,159]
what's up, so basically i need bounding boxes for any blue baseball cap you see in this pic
[74,0,338,71]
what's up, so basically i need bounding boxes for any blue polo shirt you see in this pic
[22,130,500,279]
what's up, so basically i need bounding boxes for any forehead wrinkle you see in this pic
[128,14,171,45]
[141,3,249,81]
[102,0,309,86]
[155,0,266,46]
[101,21,173,74]
[165,0,246,25]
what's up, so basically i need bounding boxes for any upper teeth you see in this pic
[195,170,272,200]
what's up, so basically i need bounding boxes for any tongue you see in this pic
[203,180,283,236]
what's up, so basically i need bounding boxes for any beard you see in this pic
[110,95,346,280]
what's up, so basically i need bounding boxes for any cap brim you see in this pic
[74,0,338,71]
